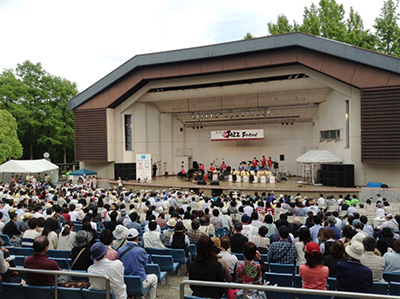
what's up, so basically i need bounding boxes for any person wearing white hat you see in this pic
[118,228,158,299]
[336,241,373,292]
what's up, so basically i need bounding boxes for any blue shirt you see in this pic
[337,260,372,292]
[117,242,148,280]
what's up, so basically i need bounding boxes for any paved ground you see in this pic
[157,273,191,299]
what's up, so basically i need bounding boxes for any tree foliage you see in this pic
[262,0,399,57]
[0,61,78,163]
[0,109,23,163]
[374,0,400,56]
[243,32,255,40]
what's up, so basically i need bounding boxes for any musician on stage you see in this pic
[252,157,258,169]
[267,156,273,169]
[238,163,244,171]
[220,161,227,173]
[261,155,267,170]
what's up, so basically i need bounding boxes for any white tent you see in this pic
[0,159,59,183]
[296,150,342,184]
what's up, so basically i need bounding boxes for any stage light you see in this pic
[256,111,259,116]
[282,122,284,125]
[200,125,203,129]
[192,126,195,129]
[200,114,204,119]
[246,111,250,116]
[291,122,294,125]
[192,114,195,119]
[286,122,289,125]
[205,114,208,119]
[267,109,271,115]
[262,110,265,115]
[241,111,245,117]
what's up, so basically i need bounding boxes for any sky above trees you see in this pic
[0,0,390,92]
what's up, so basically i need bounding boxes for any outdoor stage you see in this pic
[99,175,363,199]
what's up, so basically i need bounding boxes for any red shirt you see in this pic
[24,253,60,285]
[252,159,258,167]
[262,158,266,167]
[299,264,329,290]
[62,212,71,221]
[267,159,273,168]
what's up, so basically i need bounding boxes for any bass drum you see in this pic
[219,174,224,181]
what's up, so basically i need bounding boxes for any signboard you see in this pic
[211,129,264,141]
[136,154,152,181]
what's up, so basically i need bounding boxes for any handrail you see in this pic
[179,280,400,299]
[9,267,112,299]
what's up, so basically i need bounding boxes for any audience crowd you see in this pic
[0,177,399,298]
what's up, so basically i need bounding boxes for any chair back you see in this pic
[389,281,400,295]
[264,272,293,287]
[124,275,148,297]
[151,254,176,272]
[269,263,295,274]
[145,248,165,256]
[3,282,25,298]
[165,248,187,264]
[81,288,115,299]
[13,247,34,256]
[47,250,72,259]
[370,281,389,295]
[22,285,54,299]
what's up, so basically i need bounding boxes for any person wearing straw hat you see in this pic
[88,242,127,299]
[71,230,94,270]
[336,241,373,292]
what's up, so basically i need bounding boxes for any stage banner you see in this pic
[211,129,264,141]
[136,154,152,181]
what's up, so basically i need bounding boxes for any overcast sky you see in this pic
[0,0,387,92]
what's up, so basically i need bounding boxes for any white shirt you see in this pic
[243,206,254,216]
[219,250,238,272]
[88,258,127,299]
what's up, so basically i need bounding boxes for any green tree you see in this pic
[0,109,23,163]
[345,7,376,49]
[243,32,255,40]
[265,0,382,55]
[374,0,400,56]
[268,15,298,35]
[0,61,78,163]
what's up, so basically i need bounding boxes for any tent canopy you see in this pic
[0,159,59,183]
[296,150,342,164]
[0,159,59,173]
[70,168,97,176]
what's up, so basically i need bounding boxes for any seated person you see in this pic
[24,236,60,286]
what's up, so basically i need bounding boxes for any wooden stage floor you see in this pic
[100,175,361,198]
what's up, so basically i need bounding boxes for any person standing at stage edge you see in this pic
[152,163,157,177]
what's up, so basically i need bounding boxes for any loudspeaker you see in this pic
[273,162,279,169]
[280,155,285,161]
[321,164,354,187]
[114,163,136,180]
[210,180,220,186]
[197,178,206,185]
[193,161,199,169]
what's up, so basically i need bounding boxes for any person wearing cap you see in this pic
[230,222,249,253]
[337,241,373,292]
[112,225,128,251]
[163,218,176,245]
[220,208,233,231]
[24,236,60,286]
[241,213,258,242]
[299,241,329,290]
[118,228,158,299]
[88,242,127,299]
[71,230,94,270]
